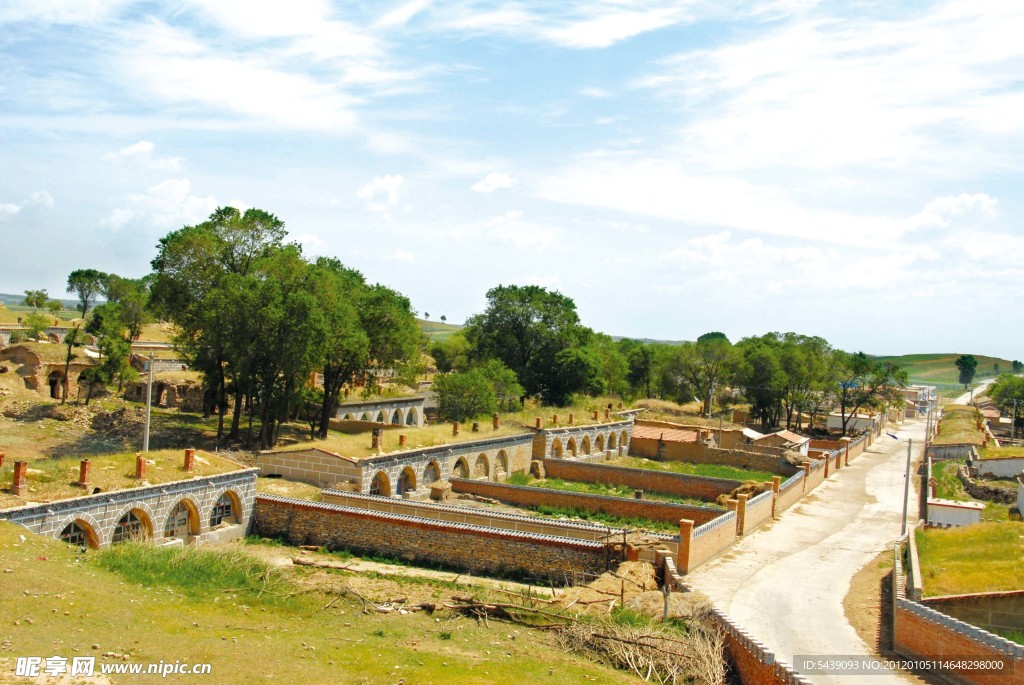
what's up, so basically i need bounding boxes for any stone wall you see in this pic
[681,446,798,477]
[450,478,724,525]
[333,396,426,428]
[541,459,740,501]
[257,448,362,488]
[0,467,258,549]
[973,455,1024,479]
[254,494,611,583]
[628,435,705,461]
[533,419,634,460]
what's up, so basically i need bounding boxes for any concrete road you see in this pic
[686,419,926,685]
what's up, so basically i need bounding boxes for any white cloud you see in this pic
[483,211,557,248]
[910,193,999,231]
[0,190,55,219]
[0,0,133,25]
[388,249,416,261]
[102,178,217,231]
[376,0,434,28]
[471,172,516,193]
[105,140,185,171]
[578,87,612,98]
[0,203,20,219]
[357,174,405,212]
[27,191,54,208]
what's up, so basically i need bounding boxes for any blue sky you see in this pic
[1,1,1022,358]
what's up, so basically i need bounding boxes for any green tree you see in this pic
[1013,360,1023,374]
[620,339,654,398]
[735,336,785,432]
[660,335,737,415]
[358,284,421,392]
[832,351,907,436]
[477,359,524,411]
[22,312,50,339]
[433,369,496,421]
[955,354,978,389]
[429,331,471,373]
[45,299,64,320]
[23,289,48,311]
[988,374,1024,431]
[102,275,153,344]
[463,284,592,404]
[66,269,108,319]
[59,326,84,405]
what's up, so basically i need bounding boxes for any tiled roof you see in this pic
[630,425,701,443]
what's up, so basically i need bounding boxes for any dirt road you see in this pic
[686,419,926,684]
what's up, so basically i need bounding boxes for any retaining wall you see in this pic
[450,478,723,525]
[923,591,1024,636]
[541,459,740,501]
[257,448,361,488]
[0,468,258,549]
[973,456,1024,479]
[254,495,611,583]
[804,459,826,492]
[704,447,798,476]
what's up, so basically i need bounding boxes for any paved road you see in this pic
[687,420,925,685]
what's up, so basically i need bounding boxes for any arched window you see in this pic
[397,466,416,494]
[165,500,198,539]
[495,451,508,480]
[474,454,489,479]
[209,493,238,528]
[406,408,418,426]
[582,436,591,455]
[59,520,97,550]
[452,458,469,479]
[369,471,391,496]
[551,439,563,459]
[391,410,401,425]
[566,438,577,457]
[423,461,440,484]
[113,510,150,544]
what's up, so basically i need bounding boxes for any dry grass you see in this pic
[275,422,531,460]
[915,522,1024,596]
[632,399,744,429]
[0,449,245,508]
[501,396,636,428]
[978,445,1024,460]
[256,475,323,501]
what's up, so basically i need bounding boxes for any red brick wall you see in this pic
[629,435,706,460]
[451,478,723,524]
[742,491,774,534]
[684,513,737,570]
[894,601,1022,685]
[542,459,739,501]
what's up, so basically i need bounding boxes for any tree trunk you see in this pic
[229,387,243,441]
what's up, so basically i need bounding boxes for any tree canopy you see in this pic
[955,354,978,388]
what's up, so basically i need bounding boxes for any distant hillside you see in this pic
[0,293,81,324]
[418,319,462,342]
[876,353,1016,388]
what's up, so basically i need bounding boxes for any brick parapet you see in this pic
[541,458,740,501]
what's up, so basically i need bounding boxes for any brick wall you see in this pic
[678,512,736,572]
[742,490,774,534]
[923,591,1024,635]
[542,459,740,501]
[629,435,706,461]
[450,478,723,525]
[254,495,611,583]
[893,537,1024,685]
[774,472,805,513]
[804,459,826,492]
[320,489,622,543]
[703,447,798,476]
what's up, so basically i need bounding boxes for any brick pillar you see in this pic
[604,408,610,419]
[12,461,27,497]
[0,452,5,469]
[835,450,842,470]
[771,476,781,518]
[535,417,542,429]
[801,462,810,491]
[492,413,500,430]
[617,403,623,409]
[79,459,92,488]
[135,454,146,480]
[568,413,574,425]
[452,422,460,436]
[471,422,480,432]
[184,448,196,471]
[841,437,852,466]
[592,410,598,421]
[552,415,558,426]
[824,455,831,478]
[399,434,407,447]
[736,494,748,535]
[677,519,694,573]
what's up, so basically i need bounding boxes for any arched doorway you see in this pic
[397,466,416,494]
[210,492,241,528]
[406,407,418,426]
[164,500,199,541]
[391,410,401,425]
[596,434,605,453]
[423,461,440,485]
[582,436,591,455]
[495,450,508,481]
[452,458,469,479]
[566,438,577,457]
[48,371,64,399]
[369,471,392,496]
[551,439,563,459]
[473,454,489,479]
[376,411,386,423]
[620,430,629,453]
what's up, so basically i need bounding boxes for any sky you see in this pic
[1,0,1023,358]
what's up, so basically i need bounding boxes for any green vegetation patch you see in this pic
[527,477,719,509]
[612,456,775,483]
[915,522,1024,596]
[930,460,1011,522]
[979,445,1024,460]
[932,405,986,446]
[533,505,679,534]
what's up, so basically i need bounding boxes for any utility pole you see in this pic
[901,438,913,538]
[143,353,153,452]
[1013,399,1018,445]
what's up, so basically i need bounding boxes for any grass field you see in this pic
[418,318,462,342]
[511,474,720,510]
[611,456,776,483]
[932,405,987,446]
[915,522,1024,596]
[930,460,1012,522]
[0,520,639,685]
[876,352,1014,390]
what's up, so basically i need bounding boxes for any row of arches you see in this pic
[550,430,630,459]
[56,489,244,550]
[368,450,510,497]
[338,406,420,427]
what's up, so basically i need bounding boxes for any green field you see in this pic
[915,522,1024,596]
[418,318,462,342]
[875,352,1015,390]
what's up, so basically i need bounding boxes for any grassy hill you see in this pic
[0,292,81,323]
[418,318,462,342]
[875,353,1015,389]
